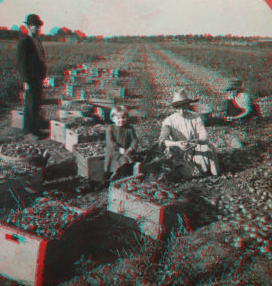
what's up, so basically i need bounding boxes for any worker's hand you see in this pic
[176,141,189,150]
[119,147,126,155]
[24,82,30,91]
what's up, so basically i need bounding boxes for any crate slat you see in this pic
[74,150,105,182]
[49,120,66,144]
[10,110,24,130]
[65,128,105,153]
[108,179,178,240]
[0,216,87,286]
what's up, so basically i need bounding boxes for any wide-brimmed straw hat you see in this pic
[224,79,243,92]
[24,14,44,27]
[170,88,198,107]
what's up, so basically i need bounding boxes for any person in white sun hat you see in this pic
[158,88,220,178]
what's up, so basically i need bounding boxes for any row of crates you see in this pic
[64,84,125,100]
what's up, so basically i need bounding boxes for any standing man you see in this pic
[16,14,46,138]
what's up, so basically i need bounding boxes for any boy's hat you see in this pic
[24,14,44,27]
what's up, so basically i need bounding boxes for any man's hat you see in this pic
[24,14,44,27]
[224,79,243,92]
[170,88,198,107]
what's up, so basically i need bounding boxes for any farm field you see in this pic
[0,41,272,285]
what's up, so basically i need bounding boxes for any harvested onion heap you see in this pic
[210,194,272,253]
[62,102,94,113]
[114,174,177,205]
[74,141,106,157]
[0,144,43,180]
[2,198,81,239]
[53,117,97,130]
[1,143,42,159]
[70,124,106,136]
[0,162,42,182]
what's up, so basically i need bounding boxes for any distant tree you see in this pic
[74,30,86,39]
[9,29,19,40]
[0,26,9,39]
[19,25,28,37]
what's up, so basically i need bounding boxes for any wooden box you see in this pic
[65,84,82,97]
[0,217,87,286]
[10,110,24,130]
[0,222,48,286]
[74,150,105,182]
[58,98,84,108]
[81,75,94,84]
[49,120,66,144]
[68,69,80,76]
[108,178,178,240]
[65,127,104,153]
[57,110,86,120]
[43,77,54,88]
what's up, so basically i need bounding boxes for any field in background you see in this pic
[0,40,271,104]
[0,40,272,285]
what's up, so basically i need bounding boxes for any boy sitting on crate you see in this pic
[105,106,142,181]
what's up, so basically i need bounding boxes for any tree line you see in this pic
[0,26,270,44]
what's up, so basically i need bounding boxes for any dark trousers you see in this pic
[23,81,42,134]
[223,99,242,117]
[223,99,259,124]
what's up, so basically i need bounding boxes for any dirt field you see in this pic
[0,42,272,285]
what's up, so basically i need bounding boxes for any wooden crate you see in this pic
[49,120,66,144]
[43,77,54,88]
[57,110,86,120]
[89,97,122,106]
[108,178,179,240]
[65,84,83,97]
[0,217,87,286]
[0,222,48,286]
[81,75,94,84]
[10,110,24,130]
[74,150,105,182]
[68,69,80,76]
[65,128,105,152]
[58,98,85,108]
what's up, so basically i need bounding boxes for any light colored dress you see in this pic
[158,112,220,176]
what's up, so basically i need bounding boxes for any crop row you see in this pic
[0,42,131,102]
[156,42,272,98]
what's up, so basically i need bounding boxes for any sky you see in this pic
[0,0,272,37]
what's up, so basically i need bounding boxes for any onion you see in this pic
[259,246,270,253]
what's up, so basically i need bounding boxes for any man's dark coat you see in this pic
[16,34,46,83]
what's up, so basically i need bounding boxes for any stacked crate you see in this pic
[68,69,80,76]
[108,176,180,240]
[73,140,106,182]
[65,124,105,152]
[50,117,96,145]
[81,75,94,84]
[0,205,88,286]
[43,77,54,88]
[10,109,24,130]
[111,69,120,78]
[82,63,90,71]
[65,84,84,100]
